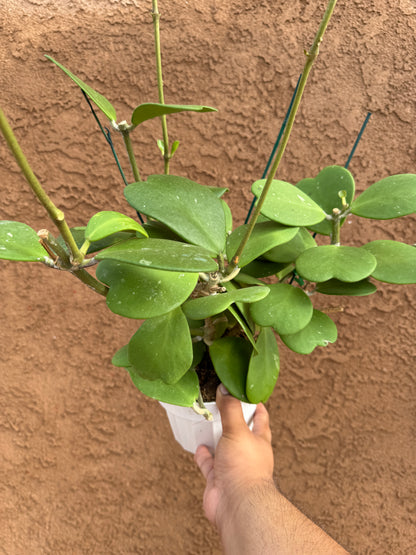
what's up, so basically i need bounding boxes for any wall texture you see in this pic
[0,0,415,553]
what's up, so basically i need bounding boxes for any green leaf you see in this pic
[209,337,252,402]
[45,55,117,122]
[96,238,218,273]
[243,259,288,278]
[131,103,217,126]
[142,221,183,241]
[226,221,299,267]
[208,187,229,198]
[96,260,198,318]
[157,139,165,155]
[85,211,148,242]
[251,179,326,226]
[296,166,355,235]
[112,345,130,367]
[57,227,136,255]
[128,308,193,384]
[250,283,313,335]
[227,305,258,352]
[222,200,233,235]
[263,227,316,263]
[316,278,377,296]
[0,221,49,261]
[296,245,377,283]
[182,286,270,320]
[362,240,416,284]
[351,174,416,219]
[128,367,199,407]
[170,140,180,156]
[234,273,264,286]
[223,279,257,333]
[246,327,279,403]
[280,309,337,354]
[124,175,226,255]
[191,341,206,369]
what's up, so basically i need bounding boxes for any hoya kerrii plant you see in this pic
[0,0,415,420]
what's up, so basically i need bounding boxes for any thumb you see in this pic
[216,384,247,436]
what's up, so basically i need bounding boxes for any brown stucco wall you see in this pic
[0,1,415,553]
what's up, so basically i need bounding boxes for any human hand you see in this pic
[194,384,274,529]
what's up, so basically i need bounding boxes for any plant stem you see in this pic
[152,0,170,174]
[37,229,108,296]
[229,0,338,270]
[0,107,84,264]
[330,208,341,245]
[120,125,141,182]
[71,268,109,296]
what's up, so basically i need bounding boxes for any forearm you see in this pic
[218,481,349,555]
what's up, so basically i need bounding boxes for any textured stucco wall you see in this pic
[0,1,415,553]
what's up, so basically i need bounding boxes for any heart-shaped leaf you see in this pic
[128,308,193,384]
[113,340,205,373]
[296,166,355,235]
[296,245,377,283]
[85,211,147,242]
[362,240,416,284]
[226,221,299,267]
[131,103,217,126]
[182,286,270,320]
[96,260,198,318]
[113,338,199,406]
[0,221,49,261]
[209,337,252,402]
[280,309,337,354]
[45,56,117,122]
[251,179,326,226]
[246,327,279,403]
[250,283,313,335]
[128,367,199,407]
[316,278,377,296]
[96,238,218,273]
[124,175,226,255]
[351,174,416,219]
[263,227,316,263]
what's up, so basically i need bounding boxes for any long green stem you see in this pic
[121,126,141,182]
[230,0,338,269]
[152,0,170,174]
[0,107,84,264]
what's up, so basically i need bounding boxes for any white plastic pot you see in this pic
[160,400,257,454]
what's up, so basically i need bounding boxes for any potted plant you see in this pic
[0,0,415,454]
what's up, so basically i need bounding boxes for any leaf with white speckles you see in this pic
[96,260,198,318]
[251,179,326,226]
[351,174,416,219]
[0,221,49,262]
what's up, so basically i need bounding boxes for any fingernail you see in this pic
[219,383,229,396]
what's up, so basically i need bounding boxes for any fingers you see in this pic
[252,403,272,444]
[194,445,214,480]
[216,384,248,437]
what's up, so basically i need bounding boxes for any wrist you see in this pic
[216,478,278,536]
